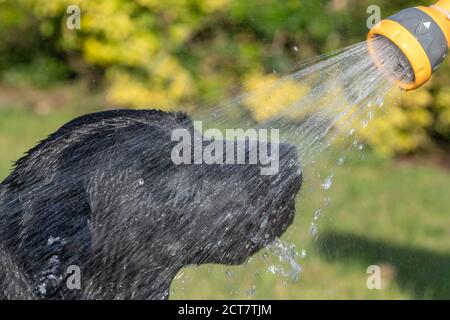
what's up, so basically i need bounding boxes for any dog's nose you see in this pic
[278,143,301,178]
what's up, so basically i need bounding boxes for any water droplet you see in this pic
[300,249,307,259]
[268,265,282,274]
[47,236,61,246]
[246,285,256,297]
[321,174,333,190]
[266,239,301,280]
[310,222,318,237]
[290,263,301,281]
[313,209,322,221]
[293,46,299,52]
[138,178,145,186]
[337,157,346,165]
[376,96,385,107]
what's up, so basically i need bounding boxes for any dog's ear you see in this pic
[18,183,92,299]
[0,245,35,300]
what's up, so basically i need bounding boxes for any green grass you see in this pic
[0,108,80,178]
[1,107,449,300]
[171,154,450,300]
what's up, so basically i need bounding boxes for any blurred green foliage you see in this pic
[0,0,449,155]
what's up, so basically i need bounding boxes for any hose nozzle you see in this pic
[368,0,450,91]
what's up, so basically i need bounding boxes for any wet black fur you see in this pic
[0,109,301,299]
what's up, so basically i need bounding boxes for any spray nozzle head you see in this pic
[368,2,450,91]
[367,35,416,89]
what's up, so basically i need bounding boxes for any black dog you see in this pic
[0,109,301,299]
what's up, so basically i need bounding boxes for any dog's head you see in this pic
[86,110,302,266]
[179,141,302,265]
[1,109,302,299]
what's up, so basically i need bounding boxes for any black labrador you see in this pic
[0,109,301,299]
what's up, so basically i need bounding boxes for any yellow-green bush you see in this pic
[243,71,450,157]
[243,72,310,122]
[357,87,435,156]
[3,0,450,155]
[356,61,450,156]
[22,0,233,108]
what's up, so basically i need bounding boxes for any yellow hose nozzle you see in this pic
[368,0,450,91]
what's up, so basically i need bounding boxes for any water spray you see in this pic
[368,0,450,90]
